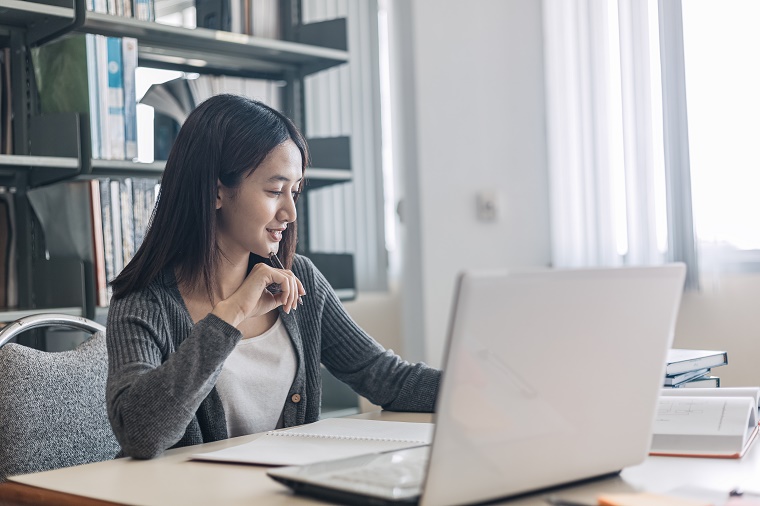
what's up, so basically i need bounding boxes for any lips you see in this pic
[267,228,285,241]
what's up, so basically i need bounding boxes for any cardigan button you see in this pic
[291,393,302,403]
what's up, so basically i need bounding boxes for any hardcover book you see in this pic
[666,349,728,376]
[663,368,710,387]
[652,387,760,458]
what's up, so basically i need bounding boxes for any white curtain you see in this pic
[542,0,698,287]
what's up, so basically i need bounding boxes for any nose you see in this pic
[277,193,298,223]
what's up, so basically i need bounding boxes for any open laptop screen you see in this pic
[422,265,685,506]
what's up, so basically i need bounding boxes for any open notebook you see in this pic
[192,418,434,466]
[652,387,760,458]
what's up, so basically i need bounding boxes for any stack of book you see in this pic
[663,349,728,388]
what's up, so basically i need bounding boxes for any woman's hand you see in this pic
[212,263,306,327]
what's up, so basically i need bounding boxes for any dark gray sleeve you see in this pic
[306,259,440,412]
[105,290,241,459]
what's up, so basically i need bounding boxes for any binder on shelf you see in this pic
[28,113,85,186]
[32,33,137,162]
[32,34,99,158]
[1,47,11,155]
[307,136,351,170]
[31,258,87,313]
[195,0,232,31]
[308,253,355,301]
[0,189,16,309]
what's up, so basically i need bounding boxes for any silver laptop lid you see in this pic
[421,265,686,506]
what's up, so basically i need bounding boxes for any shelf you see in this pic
[305,168,352,190]
[86,14,349,77]
[0,1,349,78]
[0,154,79,169]
[0,307,83,324]
[88,159,165,178]
[0,0,72,28]
[0,156,349,185]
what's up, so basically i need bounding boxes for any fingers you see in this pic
[267,265,304,314]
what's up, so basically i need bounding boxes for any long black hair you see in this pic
[111,94,309,301]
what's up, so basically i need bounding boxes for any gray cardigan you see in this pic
[106,255,440,459]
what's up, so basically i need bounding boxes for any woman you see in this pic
[106,94,440,459]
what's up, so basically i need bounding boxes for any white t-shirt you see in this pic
[215,316,297,437]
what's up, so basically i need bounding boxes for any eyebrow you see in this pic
[267,175,304,183]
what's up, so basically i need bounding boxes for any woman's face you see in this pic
[216,139,303,262]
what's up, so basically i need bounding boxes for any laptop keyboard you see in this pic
[315,447,430,498]
[326,458,426,489]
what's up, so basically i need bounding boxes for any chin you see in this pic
[253,244,277,258]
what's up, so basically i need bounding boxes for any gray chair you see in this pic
[0,314,120,482]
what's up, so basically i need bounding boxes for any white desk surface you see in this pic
[8,410,760,506]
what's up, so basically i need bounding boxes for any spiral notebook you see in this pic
[191,418,434,466]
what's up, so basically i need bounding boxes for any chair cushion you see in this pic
[0,331,121,481]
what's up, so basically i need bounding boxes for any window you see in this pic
[681,0,760,272]
[544,0,760,287]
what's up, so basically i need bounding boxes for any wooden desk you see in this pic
[2,410,760,506]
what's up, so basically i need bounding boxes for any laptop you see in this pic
[268,265,687,506]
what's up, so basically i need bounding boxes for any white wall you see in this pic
[374,0,760,387]
[388,0,552,367]
[674,274,760,387]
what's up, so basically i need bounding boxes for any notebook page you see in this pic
[192,419,434,466]
[654,396,753,436]
[272,418,434,442]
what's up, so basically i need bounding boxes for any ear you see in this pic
[215,179,223,210]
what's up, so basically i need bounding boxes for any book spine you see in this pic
[106,37,126,160]
[95,35,109,160]
[132,179,144,249]
[99,179,114,304]
[2,48,11,155]
[120,178,135,266]
[0,194,8,307]
[0,50,3,155]
[109,180,124,276]
[244,0,252,35]
[134,0,151,21]
[84,34,101,160]
[89,180,108,307]
[4,190,16,307]
[230,0,243,34]
[134,178,156,250]
[122,38,138,161]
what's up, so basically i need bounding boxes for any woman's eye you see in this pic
[268,190,301,198]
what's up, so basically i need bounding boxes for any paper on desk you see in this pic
[192,418,434,466]
[598,492,712,506]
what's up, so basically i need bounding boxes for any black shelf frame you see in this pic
[0,0,357,317]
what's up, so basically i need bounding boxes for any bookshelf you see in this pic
[0,0,356,326]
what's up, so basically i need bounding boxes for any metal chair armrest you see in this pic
[0,314,105,349]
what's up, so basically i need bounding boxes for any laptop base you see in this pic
[270,474,420,506]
